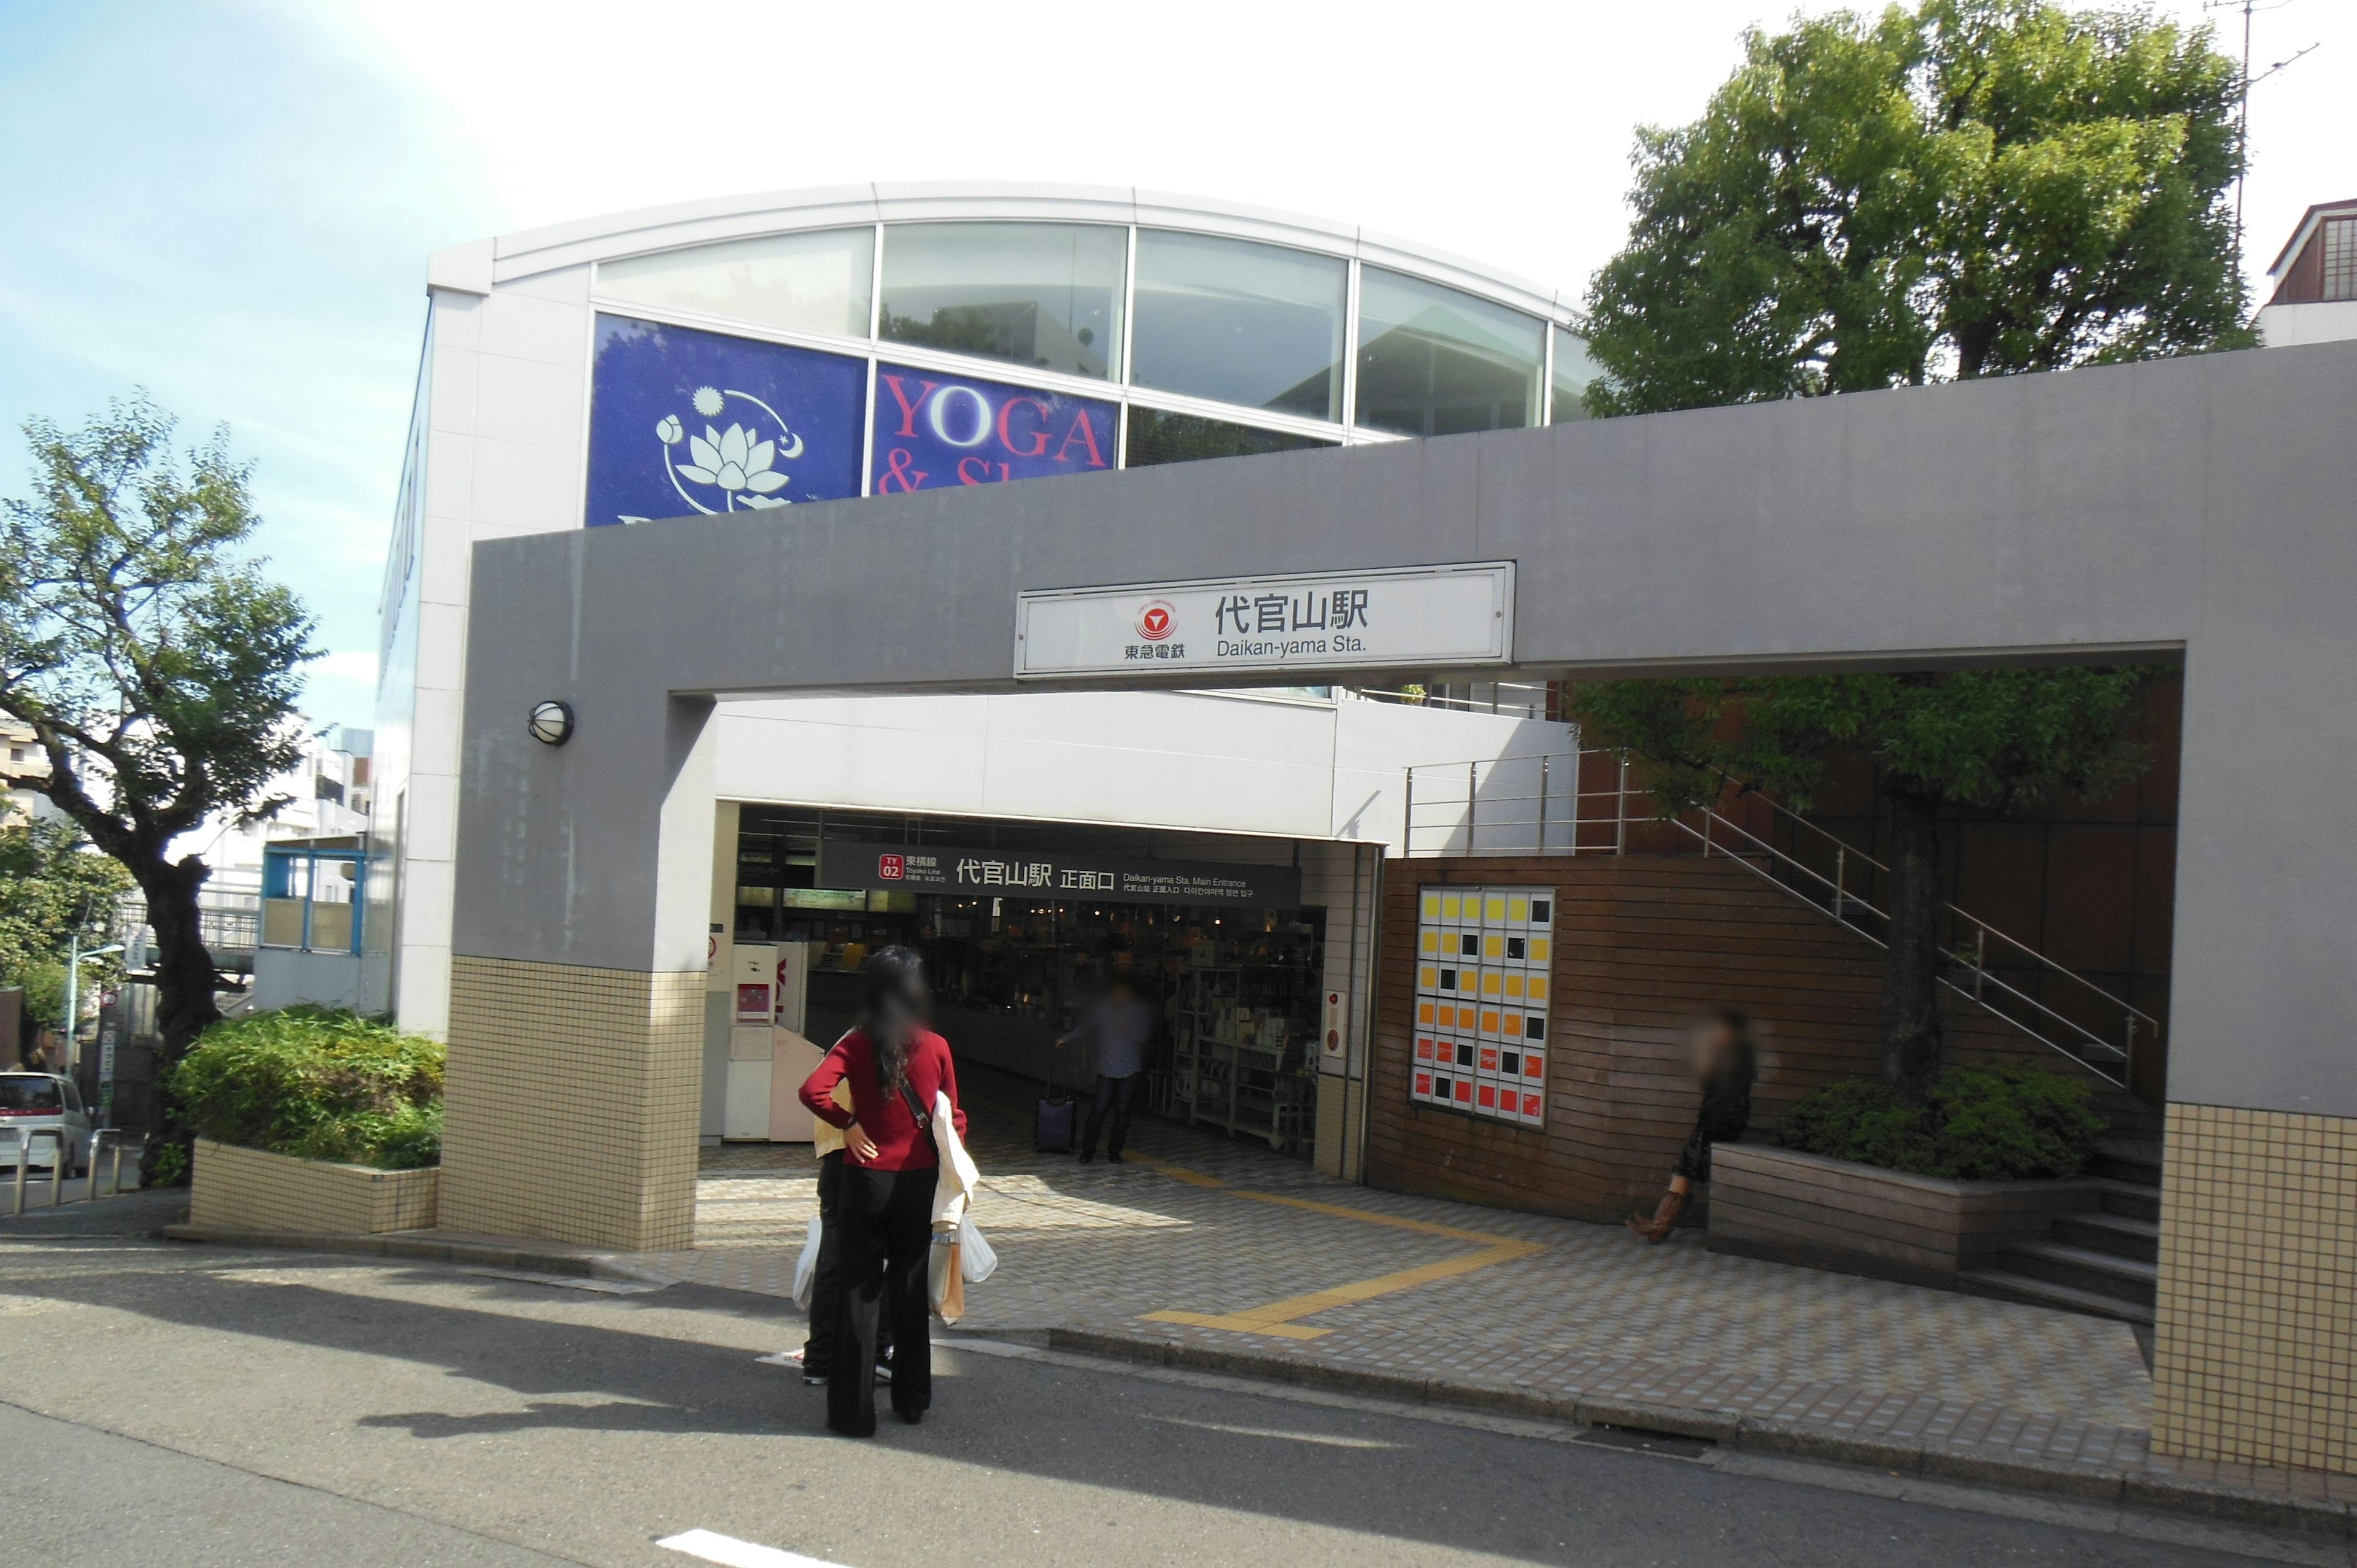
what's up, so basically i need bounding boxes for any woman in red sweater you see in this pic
[799,946,968,1436]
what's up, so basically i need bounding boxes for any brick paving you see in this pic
[641,1072,2161,1466]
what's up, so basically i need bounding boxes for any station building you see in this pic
[365,180,2357,1483]
[367,183,1596,1169]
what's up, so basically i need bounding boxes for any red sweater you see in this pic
[799,1027,967,1171]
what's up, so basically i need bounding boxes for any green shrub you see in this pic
[1777,1062,2105,1180]
[171,1006,444,1170]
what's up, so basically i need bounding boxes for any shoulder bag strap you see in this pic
[896,1076,932,1130]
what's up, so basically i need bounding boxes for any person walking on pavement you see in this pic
[1058,974,1153,1164]
[1629,1009,1757,1242]
[799,948,968,1436]
[797,1072,892,1388]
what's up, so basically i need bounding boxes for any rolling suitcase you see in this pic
[1034,1056,1074,1153]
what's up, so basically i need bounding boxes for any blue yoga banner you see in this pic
[585,314,865,526]
[869,361,1116,495]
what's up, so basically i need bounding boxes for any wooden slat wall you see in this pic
[1366,855,2119,1224]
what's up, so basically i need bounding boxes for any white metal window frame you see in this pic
[549,189,1586,503]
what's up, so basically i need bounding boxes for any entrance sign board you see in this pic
[817,841,1300,910]
[1012,562,1514,679]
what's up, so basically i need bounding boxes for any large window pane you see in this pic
[1550,326,1599,423]
[1131,231,1346,420]
[1125,407,1336,468]
[1353,268,1543,436]
[595,228,873,339]
[880,222,1125,380]
[869,361,1115,493]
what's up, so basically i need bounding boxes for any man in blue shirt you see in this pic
[1058,975,1155,1164]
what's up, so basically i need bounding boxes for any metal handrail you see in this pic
[1355,681,1556,717]
[1402,747,2156,1089]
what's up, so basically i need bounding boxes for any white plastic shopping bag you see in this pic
[791,1213,823,1309]
[958,1215,997,1283]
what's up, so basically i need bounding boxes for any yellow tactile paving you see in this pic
[1125,1154,1543,1338]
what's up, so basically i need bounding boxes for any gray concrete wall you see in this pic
[455,339,2357,1119]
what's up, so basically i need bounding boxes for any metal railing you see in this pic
[1402,748,2158,1089]
[1355,681,1557,720]
[118,894,261,976]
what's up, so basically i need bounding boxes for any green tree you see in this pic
[0,396,317,1113]
[1582,0,2247,414]
[0,817,133,1053]
[1561,671,2157,1098]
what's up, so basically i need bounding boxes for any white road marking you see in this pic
[657,1527,854,1568]
[1138,1413,1403,1450]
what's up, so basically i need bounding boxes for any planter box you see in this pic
[190,1138,438,1235]
[1706,1143,2096,1288]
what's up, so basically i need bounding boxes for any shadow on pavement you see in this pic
[0,1257,1673,1567]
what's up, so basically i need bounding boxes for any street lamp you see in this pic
[60,936,123,1077]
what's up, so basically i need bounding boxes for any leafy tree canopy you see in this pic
[1563,668,2158,817]
[0,394,317,1083]
[1583,0,2248,414]
[0,816,132,1032]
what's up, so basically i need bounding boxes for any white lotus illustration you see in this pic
[648,385,808,516]
[677,422,789,502]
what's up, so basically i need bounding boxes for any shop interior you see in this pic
[732,806,1328,1158]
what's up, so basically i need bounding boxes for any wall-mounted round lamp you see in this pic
[528,700,575,747]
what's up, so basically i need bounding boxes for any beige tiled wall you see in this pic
[2155,1102,2357,1475]
[443,955,704,1250]
[190,1139,439,1234]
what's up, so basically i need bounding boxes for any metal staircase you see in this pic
[1401,747,2161,1092]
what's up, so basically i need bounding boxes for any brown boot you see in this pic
[1626,1188,1690,1243]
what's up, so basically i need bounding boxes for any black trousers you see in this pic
[1083,1072,1139,1156]
[830,1164,937,1436]
[1673,1105,1751,1183]
[802,1150,892,1375]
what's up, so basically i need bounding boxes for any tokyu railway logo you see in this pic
[1136,601,1175,642]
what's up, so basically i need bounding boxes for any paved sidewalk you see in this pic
[643,1075,2162,1454]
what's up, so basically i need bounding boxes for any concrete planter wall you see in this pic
[190,1137,438,1235]
[1706,1143,2094,1288]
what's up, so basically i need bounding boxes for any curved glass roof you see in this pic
[501,185,1598,462]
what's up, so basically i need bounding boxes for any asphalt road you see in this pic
[0,1235,2325,1568]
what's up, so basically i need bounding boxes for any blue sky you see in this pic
[0,2,495,727]
[1,0,2342,732]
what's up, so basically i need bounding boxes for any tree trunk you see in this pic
[131,851,222,1184]
[1880,788,1945,1102]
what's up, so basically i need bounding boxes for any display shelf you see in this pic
[1167,967,1316,1153]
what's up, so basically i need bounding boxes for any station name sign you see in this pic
[816,841,1301,910]
[1013,562,1514,679]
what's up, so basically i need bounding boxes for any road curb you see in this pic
[1045,1326,2353,1539]
[159,1223,678,1287]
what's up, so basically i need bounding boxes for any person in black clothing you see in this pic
[799,948,969,1436]
[799,1087,893,1389]
[1629,1009,1757,1242]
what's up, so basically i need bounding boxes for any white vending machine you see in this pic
[724,944,777,1140]
[722,941,825,1141]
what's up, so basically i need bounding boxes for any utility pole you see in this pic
[2206,0,2321,276]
